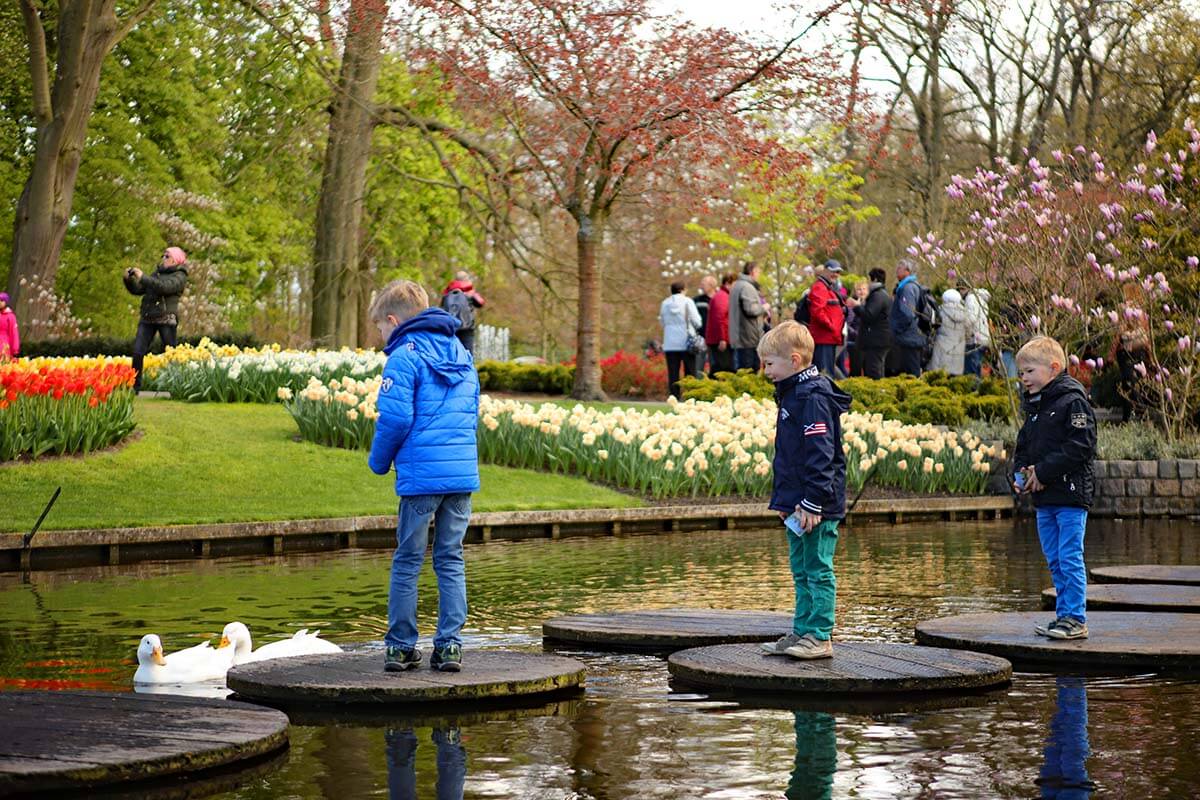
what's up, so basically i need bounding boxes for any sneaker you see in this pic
[761,632,804,655]
[431,643,463,672]
[785,634,833,660]
[1046,618,1089,640]
[1034,618,1064,637]
[384,646,422,672]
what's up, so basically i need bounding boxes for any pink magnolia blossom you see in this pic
[1085,358,1097,369]
[1134,362,1148,378]
[1187,256,1198,269]
[1096,358,1105,369]
[1069,354,1080,366]
[1146,130,1158,153]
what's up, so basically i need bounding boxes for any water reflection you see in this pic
[386,727,466,800]
[786,711,837,800]
[1037,677,1096,799]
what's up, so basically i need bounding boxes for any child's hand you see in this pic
[1025,468,1045,493]
[795,505,821,532]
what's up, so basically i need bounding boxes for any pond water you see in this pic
[1,518,1199,799]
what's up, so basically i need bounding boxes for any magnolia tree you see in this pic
[914,124,1200,441]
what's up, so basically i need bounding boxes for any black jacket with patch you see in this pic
[1013,372,1097,508]
[770,365,853,519]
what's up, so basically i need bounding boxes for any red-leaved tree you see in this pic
[389,0,851,398]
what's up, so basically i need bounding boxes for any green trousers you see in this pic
[787,519,839,641]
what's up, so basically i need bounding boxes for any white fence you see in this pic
[476,324,510,362]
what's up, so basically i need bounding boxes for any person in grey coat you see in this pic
[728,262,768,371]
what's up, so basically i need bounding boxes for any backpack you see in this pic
[793,290,812,325]
[915,284,939,335]
[440,289,475,331]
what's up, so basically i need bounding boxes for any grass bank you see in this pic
[1,399,639,533]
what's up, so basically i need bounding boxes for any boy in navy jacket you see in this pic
[757,321,852,659]
[368,280,480,673]
[1013,336,1097,640]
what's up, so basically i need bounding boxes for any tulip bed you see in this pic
[142,338,385,403]
[0,358,137,461]
[281,374,1002,498]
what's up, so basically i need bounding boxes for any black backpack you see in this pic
[915,284,939,335]
[440,289,475,331]
[793,290,812,325]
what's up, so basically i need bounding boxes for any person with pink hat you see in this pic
[0,292,19,360]
[123,246,189,389]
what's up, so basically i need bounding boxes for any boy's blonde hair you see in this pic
[1016,336,1067,369]
[757,320,814,366]
[368,280,429,324]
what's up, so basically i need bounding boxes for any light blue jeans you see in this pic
[1036,506,1088,623]
[386,493,471,650]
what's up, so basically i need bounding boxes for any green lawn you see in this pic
[0,399,639,533]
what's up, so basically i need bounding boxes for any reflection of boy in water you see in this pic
[1036,678,1095,799]
[386,727,466,800]
[786,711,837,800]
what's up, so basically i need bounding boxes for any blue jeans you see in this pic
[812,344,837,376]
[1036,506,1088,623]
[734,347,760,372]
[1001,349,1018,381]
[787,520,839,640]
[964,345,985,377]
[1038,678,1092,799]
[387,493,471,650]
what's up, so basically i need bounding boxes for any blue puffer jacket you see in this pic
[368,308,480,496]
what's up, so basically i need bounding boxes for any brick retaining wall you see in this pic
[1090,459,1200,517]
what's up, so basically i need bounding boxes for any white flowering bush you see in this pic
[143,339,385,402]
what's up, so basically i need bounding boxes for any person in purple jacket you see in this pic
[367,280,480,674]
[755,321,852,661]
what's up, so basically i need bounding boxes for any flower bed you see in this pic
[278,376,379,450]
[143,339,385,402]
[0,358,136,460]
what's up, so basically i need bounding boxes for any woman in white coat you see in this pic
[928,289,967,375]
[659,280,703,399]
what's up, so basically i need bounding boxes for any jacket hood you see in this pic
[1023,371,1087,411]
[384,308,473,384]
[942,289,962,305]
[157,264,188,275]
[777,365,853,412]
[444,279,474,294]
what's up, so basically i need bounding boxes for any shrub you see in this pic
[476,361,575,394]
[600,350,667,399]
[962,394,1013,422]
[680,369,774,401]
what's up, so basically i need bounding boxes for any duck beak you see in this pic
[152,646,167,666]
[217,636,231,649]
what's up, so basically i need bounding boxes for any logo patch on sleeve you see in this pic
[381,377,394,393]
[1070,412,1088,428]
[804,422,828,437]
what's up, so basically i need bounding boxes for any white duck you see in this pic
[133,633,236,684]
[218,621,343,665]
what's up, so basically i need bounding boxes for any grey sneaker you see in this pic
[761,632,804,655]
[785,634,833,660]
[1035,618,1064,637]
[384,646,422,672]
[431,643,463,672]
[1046,618,1088,640]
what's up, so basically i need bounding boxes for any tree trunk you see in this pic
[571,212,607,400]
[310,0,386,347]
[8,1,134,338]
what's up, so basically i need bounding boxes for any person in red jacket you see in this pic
[807,260,846,376]
[440,271,487,355]
[0,292,18,360]
[704,273,735,375]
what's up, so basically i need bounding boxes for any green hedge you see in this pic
[476,360,575,394]
[20,333,261,358]
[681,369,1015,426]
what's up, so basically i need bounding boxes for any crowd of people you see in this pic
[658,258,998,396]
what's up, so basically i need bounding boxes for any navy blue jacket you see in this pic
[1014,372,1097,508]
[770,365,853,519]
[368,308,481,496]
[890,275,926,348]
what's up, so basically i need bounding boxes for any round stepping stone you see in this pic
[226,650,585,706]
[284,696,578,728]
[0,691,288,796]
[543,609,791,650]
[667,642,1011,695]
[1042,583,1200,612]
[1090,565,1200,586]
[916,611,1200,670]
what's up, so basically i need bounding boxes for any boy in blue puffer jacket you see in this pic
[367,280,480,673]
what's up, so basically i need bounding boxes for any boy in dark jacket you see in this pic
[123,246,188,390]
[1013,336,1097,640]
[368,280,481,673]
[757,321,853,660]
